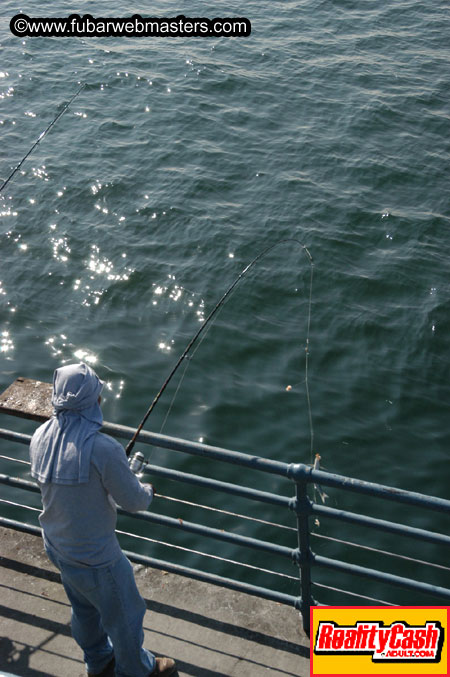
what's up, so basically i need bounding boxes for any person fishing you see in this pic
[29,362,177,677]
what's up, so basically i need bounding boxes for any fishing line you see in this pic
[126,238,314,458]
[158,303,226,435]
[158,354,191,435]
[305,254,314,463]
[0,83,85,195]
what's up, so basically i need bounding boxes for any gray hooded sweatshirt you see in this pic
[30,363,153,567]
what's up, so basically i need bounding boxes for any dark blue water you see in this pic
[1,0,449,605]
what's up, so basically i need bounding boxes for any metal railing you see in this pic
[1,419,450,636]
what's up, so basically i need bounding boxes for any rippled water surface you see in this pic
[1,1,449,604]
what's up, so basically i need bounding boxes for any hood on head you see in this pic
[52,362,103,412]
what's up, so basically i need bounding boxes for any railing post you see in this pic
[294,470,314,637]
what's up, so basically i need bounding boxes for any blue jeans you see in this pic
[46,547,156,677]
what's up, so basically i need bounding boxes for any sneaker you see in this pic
[88,656,115,677]
[150,656,177,676]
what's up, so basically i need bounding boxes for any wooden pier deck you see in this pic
[0,527,309,676]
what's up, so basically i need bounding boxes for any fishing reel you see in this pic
[128,450,145,476]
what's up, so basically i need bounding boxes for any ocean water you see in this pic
[0,1,449,606]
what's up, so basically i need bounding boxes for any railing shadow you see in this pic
[0,556,60,584]
[144,596,309,658]
[0,636,55,677]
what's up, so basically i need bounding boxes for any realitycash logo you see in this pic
[314,620,444,662]
[310,606,449,676]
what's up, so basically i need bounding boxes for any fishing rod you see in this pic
[126,238,314,462]
[0,83,85,194]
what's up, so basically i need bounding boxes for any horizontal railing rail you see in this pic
[311,503,450,546]
[290,463,450,513]
[0,515,300,609]
[1,420,450,636]
[314,554,450,600]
